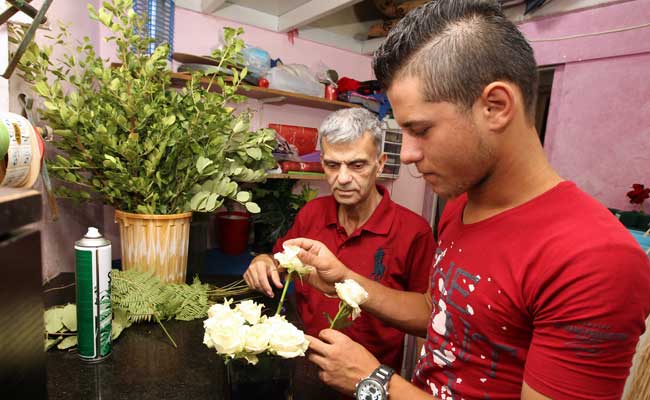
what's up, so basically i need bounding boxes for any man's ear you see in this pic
[476,81,517,131]
[377,153,387,175]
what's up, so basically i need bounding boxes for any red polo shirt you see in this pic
[274,185,435,370]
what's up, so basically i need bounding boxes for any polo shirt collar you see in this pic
[324,185,396,236]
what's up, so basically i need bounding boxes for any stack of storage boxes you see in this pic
[380,119,402,179]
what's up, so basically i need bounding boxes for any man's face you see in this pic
[387,76,495,199]
[321,132,385,207]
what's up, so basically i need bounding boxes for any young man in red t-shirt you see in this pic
[243,108,435,373]
[289,1,650,400]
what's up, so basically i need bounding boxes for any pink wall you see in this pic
[171,8,428,213]
[17,1,103,280]
[519,0,650,210]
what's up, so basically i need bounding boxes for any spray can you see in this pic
[75,227,112,362]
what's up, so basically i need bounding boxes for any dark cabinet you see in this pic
[0,188,45,398]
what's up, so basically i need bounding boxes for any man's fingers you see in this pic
[285,237,320,253]
[296,248,318,266]
[305,334,329,356]
[269,267,283,289]
[318,328,348,344]
[257,269,274,297]
[307,352,328,369]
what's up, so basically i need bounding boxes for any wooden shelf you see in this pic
[171,72,360,111]
[266,173,326,180]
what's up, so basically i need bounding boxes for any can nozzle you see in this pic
[85,227,102,238]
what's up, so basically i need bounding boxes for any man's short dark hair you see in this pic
[373,0,539,122]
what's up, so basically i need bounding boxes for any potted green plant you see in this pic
[250,180,318,253]
[15,0,277,282]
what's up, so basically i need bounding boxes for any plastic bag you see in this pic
[242,46,271,78]
[265,64,323,97]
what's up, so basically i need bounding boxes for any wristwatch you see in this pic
[355,364,395,400]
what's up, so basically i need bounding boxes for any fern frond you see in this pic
[111,269,165,323]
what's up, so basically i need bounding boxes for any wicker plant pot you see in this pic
[114,210,192,283]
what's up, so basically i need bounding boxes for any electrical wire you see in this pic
[528,21,650,42]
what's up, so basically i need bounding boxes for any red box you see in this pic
[268,123,318,156]
[280,161,324,173]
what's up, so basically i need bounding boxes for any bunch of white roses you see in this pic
[203,299,309,365]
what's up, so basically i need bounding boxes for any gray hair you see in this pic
[372,0,539,122]
[318,108,383,157]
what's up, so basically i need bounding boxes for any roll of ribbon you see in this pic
[0,121,9,160]
[0,112,41,188]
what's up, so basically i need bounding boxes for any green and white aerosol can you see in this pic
[75,227,112,362]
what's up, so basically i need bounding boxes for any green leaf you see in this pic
[57,336,78,350]
[205,193,218,211]
[232,119,247,133]
[196,156,213,174]
[245,202,260,214]
[61,304,77,331]
[45,308,64,334]
[109,77,120,91]
[235,191,251,203]
[245,147,262,160]
[34,81,49,96]
[162,115,176,127]
[45,337,63,351]
[190,191,209,211]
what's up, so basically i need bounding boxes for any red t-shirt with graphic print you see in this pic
[412,181,650,400]
[275,185,435,371]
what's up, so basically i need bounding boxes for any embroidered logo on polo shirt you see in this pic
[371,247,386,281]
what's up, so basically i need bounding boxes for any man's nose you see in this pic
[400,134,422,165]
[337,165,353,184]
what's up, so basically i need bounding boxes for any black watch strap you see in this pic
[371,364,395,385]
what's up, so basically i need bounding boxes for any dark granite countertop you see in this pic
[44,273,337,400]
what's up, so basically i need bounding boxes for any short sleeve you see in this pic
[405,224,436,293]
[524,244,650,399]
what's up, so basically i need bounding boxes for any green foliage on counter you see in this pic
[14,0,277,214]
[45,269,252,351]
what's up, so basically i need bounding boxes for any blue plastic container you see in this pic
[628,229,650,253]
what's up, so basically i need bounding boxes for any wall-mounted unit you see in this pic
[380,118,402,180]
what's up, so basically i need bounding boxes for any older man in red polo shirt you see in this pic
[244,108,435,375]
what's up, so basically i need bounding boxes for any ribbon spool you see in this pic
[0,112,43,188]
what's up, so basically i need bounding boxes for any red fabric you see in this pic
[274,186,435,371]
[268,123,318,155]
[412,182,650,399]
[337,77,360,93]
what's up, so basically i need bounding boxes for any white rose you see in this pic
[207,299,233,318]
[268,318,310,358]
[207,299,246,326]
[213,324,248,356]
[335,279,368,320]
[244,323,271,354]
[235,300,263,325]
[274,244,313,275]
[203,313,248,356]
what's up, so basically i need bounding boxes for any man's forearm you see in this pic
[345,270,432,337]
[387,374,440,400]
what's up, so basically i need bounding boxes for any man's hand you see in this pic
[242,254,284,297]
[284,238,351,294]
[306,329,380,395]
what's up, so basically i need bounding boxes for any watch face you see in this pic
[356,379,385,400]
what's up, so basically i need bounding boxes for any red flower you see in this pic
[627,183,650,205]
